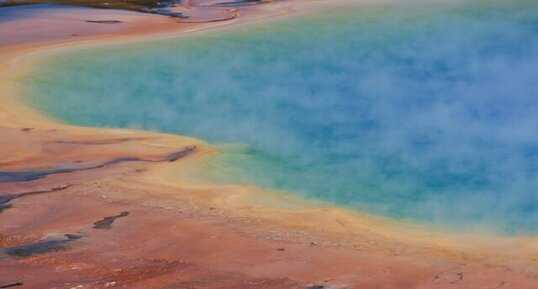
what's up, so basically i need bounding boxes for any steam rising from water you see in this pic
[26,0,538,234]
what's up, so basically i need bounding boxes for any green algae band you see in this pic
[24,0,538,234]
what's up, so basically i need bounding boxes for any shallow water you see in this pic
[25,0,538,234]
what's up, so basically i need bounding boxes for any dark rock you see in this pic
[86,20,122,24]
[93,211,130,230]
[0,146,194,183]
[1,233,83,258]
[0,280,23,288]
[0,185,71,212]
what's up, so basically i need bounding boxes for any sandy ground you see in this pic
[1,1,537,288]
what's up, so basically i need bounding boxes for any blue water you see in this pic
[24,0,538,234]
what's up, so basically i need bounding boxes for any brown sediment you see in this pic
[0,0,272,47]
[0,0,258,18]
[0,0,170,13]
[0,0,538,288]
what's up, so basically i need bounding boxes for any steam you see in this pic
[26,0,538,234]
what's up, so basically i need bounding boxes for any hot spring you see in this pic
[24,0,538,234]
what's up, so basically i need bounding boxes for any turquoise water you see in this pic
[25,0,538,234]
